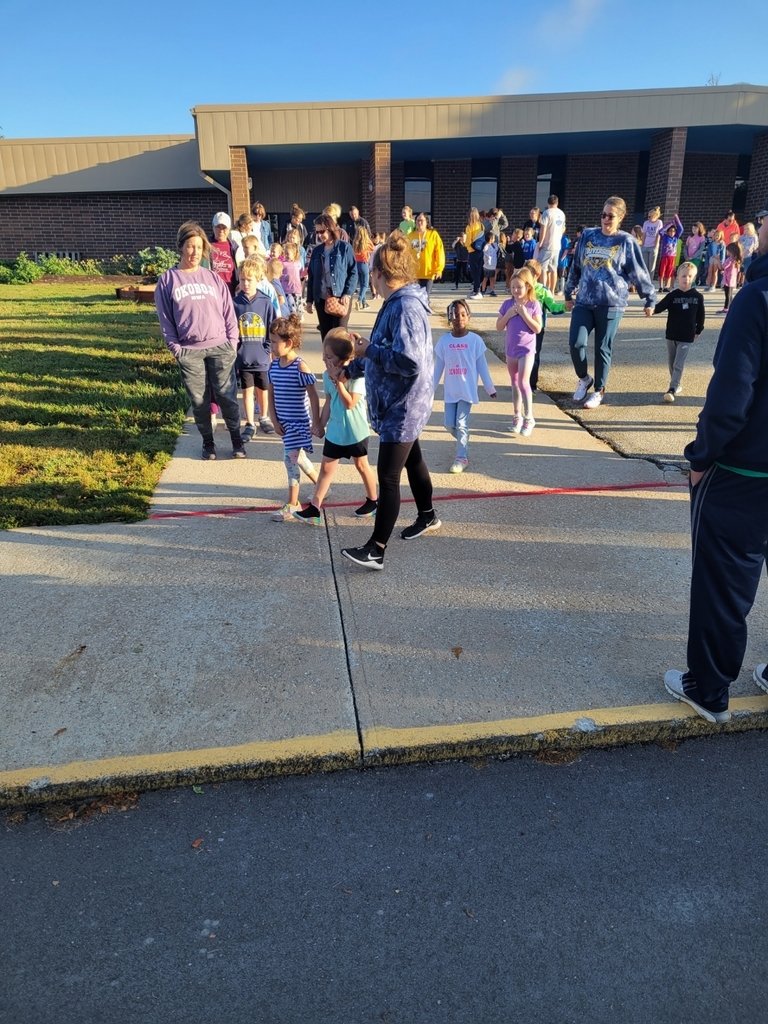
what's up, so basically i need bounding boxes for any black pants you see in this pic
[454,262,468,287]
[371,439,433,547]
[686,466,768,711]
[315,303,344,340]
[468,251,483,293]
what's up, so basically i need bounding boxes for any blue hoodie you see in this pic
[351,283,434,443]
[685,251,768,472]
[565,228,655,309]
[233,290,275,371]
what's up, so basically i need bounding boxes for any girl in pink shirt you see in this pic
[496,267,543,436]
[719,242,742,314]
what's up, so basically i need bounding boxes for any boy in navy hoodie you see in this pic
[234,256,276,438]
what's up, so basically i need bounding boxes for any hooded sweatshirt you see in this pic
[233,290,275,371]
[351,283,434,443]
[565,228,656,309]
[685,252,768,472]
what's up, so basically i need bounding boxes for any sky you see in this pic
[1,0,765,139]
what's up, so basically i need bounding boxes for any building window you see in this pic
[404,179,432,217]
[535,173,552,213]
[470,178,497,213]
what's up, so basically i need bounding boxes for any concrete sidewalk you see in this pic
[3,289,768,805]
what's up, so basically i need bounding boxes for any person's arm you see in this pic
[267,382,283,437]
[305,249,316,312]
[695,295,705,336]
[341,244,358,299]
[497,211,508,233]
[476,344,497,397]
[433,343,446,389]
[653,294,671,315]
[564,235,584,306]
[433,233,445,279]
[154,274,182,357]
[330,373,359,411]
[624,237,656,313]
[684,287,767,472]
[517,302,542,334]
[541,287,566,313]
[674,214,683,238]
[364,306,424,378]
[496,302,515,331]
[219,280,239,347]
[319,394,331,430]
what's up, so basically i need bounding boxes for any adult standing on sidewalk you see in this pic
[340,233,439,571]
[407,212,445,309]
[305,214,358,340]
[154,221,246,461]
[465,207,485,300]
[664,209,768,724]
[564,195,655,410]
[535,195,567,293]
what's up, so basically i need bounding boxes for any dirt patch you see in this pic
[37,274,145,285]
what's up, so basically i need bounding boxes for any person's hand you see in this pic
[565,299,574,312]
[355,335,371,356]
[689,469,706,487]
[313,422,324,438]
[644,306,653,318]
[306,302,314,314]
[273,421,284,438]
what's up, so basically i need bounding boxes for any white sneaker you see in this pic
[468,292,482,300]
[583,390,604,410]
[674,385,683,396]
[664,669,731,724]
[510,415,523,434]
[449,458,468,473]
[520,417,535,437]
[663,389,675,403]
[572,375,593,401]
[271,502,300,522]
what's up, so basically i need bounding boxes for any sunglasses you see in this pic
[601,213,616,220]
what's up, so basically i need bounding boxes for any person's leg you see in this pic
[315,304,339,340]
[312,457,338,507]
[669,342,691,392]
[205,344,242,437]
[242,384,256,430]
[454,262,461,289]
[352,454,378,500]
[686,468,768,711]
[592,307,623,393]
[530,326,545,391]
[469,252,483,293]
[666,339,676,381]
[403,438,434,514]
[358,262,370,306]
[517,352,536,420]
[370,441,412,547]
[568,304,593,382]
[454,400,471,460]
[506,357,522,419]
[176,348,213,439]
[723,285,731,310]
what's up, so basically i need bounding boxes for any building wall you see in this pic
[432,159,472,250]
[0,190,223,260]
[678,153,739,231]
[565,153,641,229]
[248,164,361,217]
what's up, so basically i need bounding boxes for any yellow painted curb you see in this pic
[0,730,361,808]
[362,697,768,765]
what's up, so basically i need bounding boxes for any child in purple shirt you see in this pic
[496,267,543,437]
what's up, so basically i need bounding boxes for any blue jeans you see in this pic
[357,261,370,304]
[176,342,240,439]
[444,400,471,459]
[568,305,623,392]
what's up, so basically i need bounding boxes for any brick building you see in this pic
[2,84,768,261]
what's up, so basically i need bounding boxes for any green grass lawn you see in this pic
[0,283,188,529]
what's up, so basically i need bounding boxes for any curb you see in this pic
[3,700,768,808]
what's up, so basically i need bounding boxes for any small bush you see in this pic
[36,253,90,276]
[102,253,142,275]
[138,246,178,280]
[8,252,44,284]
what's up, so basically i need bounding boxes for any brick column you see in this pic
[432,159,472,248]
[645,128,687,216]
[369,142,391,236]
[746,132,768,220]
[499,155,538,229]
[229,146,250,221]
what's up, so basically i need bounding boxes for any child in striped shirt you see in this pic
[267,315,321,521]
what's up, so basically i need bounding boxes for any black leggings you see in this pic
[315,303,344,340]
[723,285,732,310]
[371,439,433,547]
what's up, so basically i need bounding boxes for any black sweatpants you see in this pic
[686,465,768,711]
[370,439,433,547]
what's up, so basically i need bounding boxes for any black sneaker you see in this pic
[400,513,442,540]
[232,440,247,459]
[292,503,322,526]
[242,423,256,442]
[202,439,217,460]
[354,498,378,518]
[341,542,384,570]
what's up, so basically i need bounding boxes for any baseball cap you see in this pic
[212,212,232,229]
[756,207,768,220]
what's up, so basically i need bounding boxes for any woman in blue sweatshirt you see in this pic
[564,195,655,409]
[340,232,439,571]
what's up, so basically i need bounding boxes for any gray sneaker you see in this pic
[664,670,731,724]
[752,663,768,694]
[573,375,594,402]
[259,416,275,434]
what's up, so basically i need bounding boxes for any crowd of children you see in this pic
[183,195,765,534]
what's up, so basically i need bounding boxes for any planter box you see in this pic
[116,286,139,300]
[136,284,156,304]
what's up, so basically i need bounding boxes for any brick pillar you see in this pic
[432,159,472,248]
[499,155,538,229]
[746,132,768,220]
[369,142,391,236]
[645,128,687,216]
[229,146,250,221]
[359,157,372,224]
